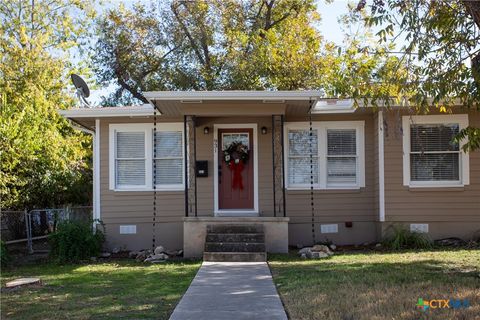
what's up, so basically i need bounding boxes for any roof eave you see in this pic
[143,90,324,101]
[57,105,154,118]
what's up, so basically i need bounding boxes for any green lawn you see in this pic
[269,249,480,320]
[2,251,479,320]
[1,260,201,320]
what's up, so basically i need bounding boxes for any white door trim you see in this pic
[213,124,259,216]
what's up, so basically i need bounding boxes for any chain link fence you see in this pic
[1,206,92,253]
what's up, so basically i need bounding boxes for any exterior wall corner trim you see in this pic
[94,119,101,224]
[378,111,385,222]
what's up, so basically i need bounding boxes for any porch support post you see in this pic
[184,115,197,217]
[281,115,286,217]
[271,116,276,217]
[272,115,287,217]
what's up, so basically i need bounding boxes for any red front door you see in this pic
[218,128,254,210]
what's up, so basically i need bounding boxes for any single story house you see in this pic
[59,91,480,258]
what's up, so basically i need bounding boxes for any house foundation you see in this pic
[183,217,289,258]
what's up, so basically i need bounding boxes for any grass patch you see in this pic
[1,260,201,319]
[269,249,480,320]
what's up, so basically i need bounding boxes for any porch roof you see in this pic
[57,104,154,130]
[144,90,356,116]
[57,91,362,128]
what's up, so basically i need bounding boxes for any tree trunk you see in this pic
[462,1,480,88]
[462,0,480,28]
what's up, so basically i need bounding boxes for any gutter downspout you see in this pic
[71,120,100,229]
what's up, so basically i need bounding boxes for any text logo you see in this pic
[416,298,470,311]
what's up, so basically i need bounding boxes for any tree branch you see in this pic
[462,0,480,29]
[171,2,205,65]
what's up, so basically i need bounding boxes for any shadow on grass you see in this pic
[1,259,202,320]
[268,250,480,320]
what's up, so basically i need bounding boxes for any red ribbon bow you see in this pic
[228,161,244,190]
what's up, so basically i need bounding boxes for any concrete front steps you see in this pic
[203,224,266,262]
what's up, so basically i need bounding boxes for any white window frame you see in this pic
[153,123,185,191]
[109,123,184,191]
[284,123,321,189]
[402,114,469,188]
[110,124,150,190]
[284,121,365,190]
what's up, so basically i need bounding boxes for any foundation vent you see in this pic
[120,225,137,234]
[321,224,338,234]
[410,224,429,233]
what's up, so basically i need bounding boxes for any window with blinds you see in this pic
[154,131,183,185]
[286,121,364,189]
[327,129,357,185]
[287,129,319,186]
[115,132,146,186]
[410,124,460,181]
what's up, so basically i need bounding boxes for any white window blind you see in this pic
[410,124,460,181]
[285,121,364,189]
[116,132,146,186]
[327,129,357,185]
[154,131,183,185]
[287,129,319,186]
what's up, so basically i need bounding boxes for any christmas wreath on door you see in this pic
[223,141,249,190]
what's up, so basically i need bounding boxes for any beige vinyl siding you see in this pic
[99,116,275,249]
[99,117,185,250]
[99,111,379,248]
[284,110,377,223]
[100,117,185,220]
[284,110,377,245]
[100,112,377,224]
[383,109,480,223]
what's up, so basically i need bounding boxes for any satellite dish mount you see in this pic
[71,74,91,108]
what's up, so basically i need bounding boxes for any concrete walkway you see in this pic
[169,262,288,320]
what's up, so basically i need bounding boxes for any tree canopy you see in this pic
[93,0,402,106]
[3,0,480,210]
[0,0,95,209]
[353,0,480,150]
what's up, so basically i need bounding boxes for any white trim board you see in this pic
[108,123,185,191]
[59,105,154,118]
[283,121,366,190]
[402,114,469,188]
[378,111,385,222]
[213,124,259,216]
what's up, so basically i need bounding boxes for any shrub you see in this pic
[1,240,10,266]
[382,226,432,250]
[49,220,104,263]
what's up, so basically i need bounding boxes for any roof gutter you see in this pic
[143,90,324,101]
[57,104,154,118]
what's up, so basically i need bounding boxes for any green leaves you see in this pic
[1,1,94,209]
[454,126,480,152]
[49,220,105,263]
[93,0,323,103]
[355,0,480,112]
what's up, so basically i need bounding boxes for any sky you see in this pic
[88,0,353,105]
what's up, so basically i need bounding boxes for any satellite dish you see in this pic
[71,74,91,108]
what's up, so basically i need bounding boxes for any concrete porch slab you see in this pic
[183,217,289,258]
[169,262,287,320]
